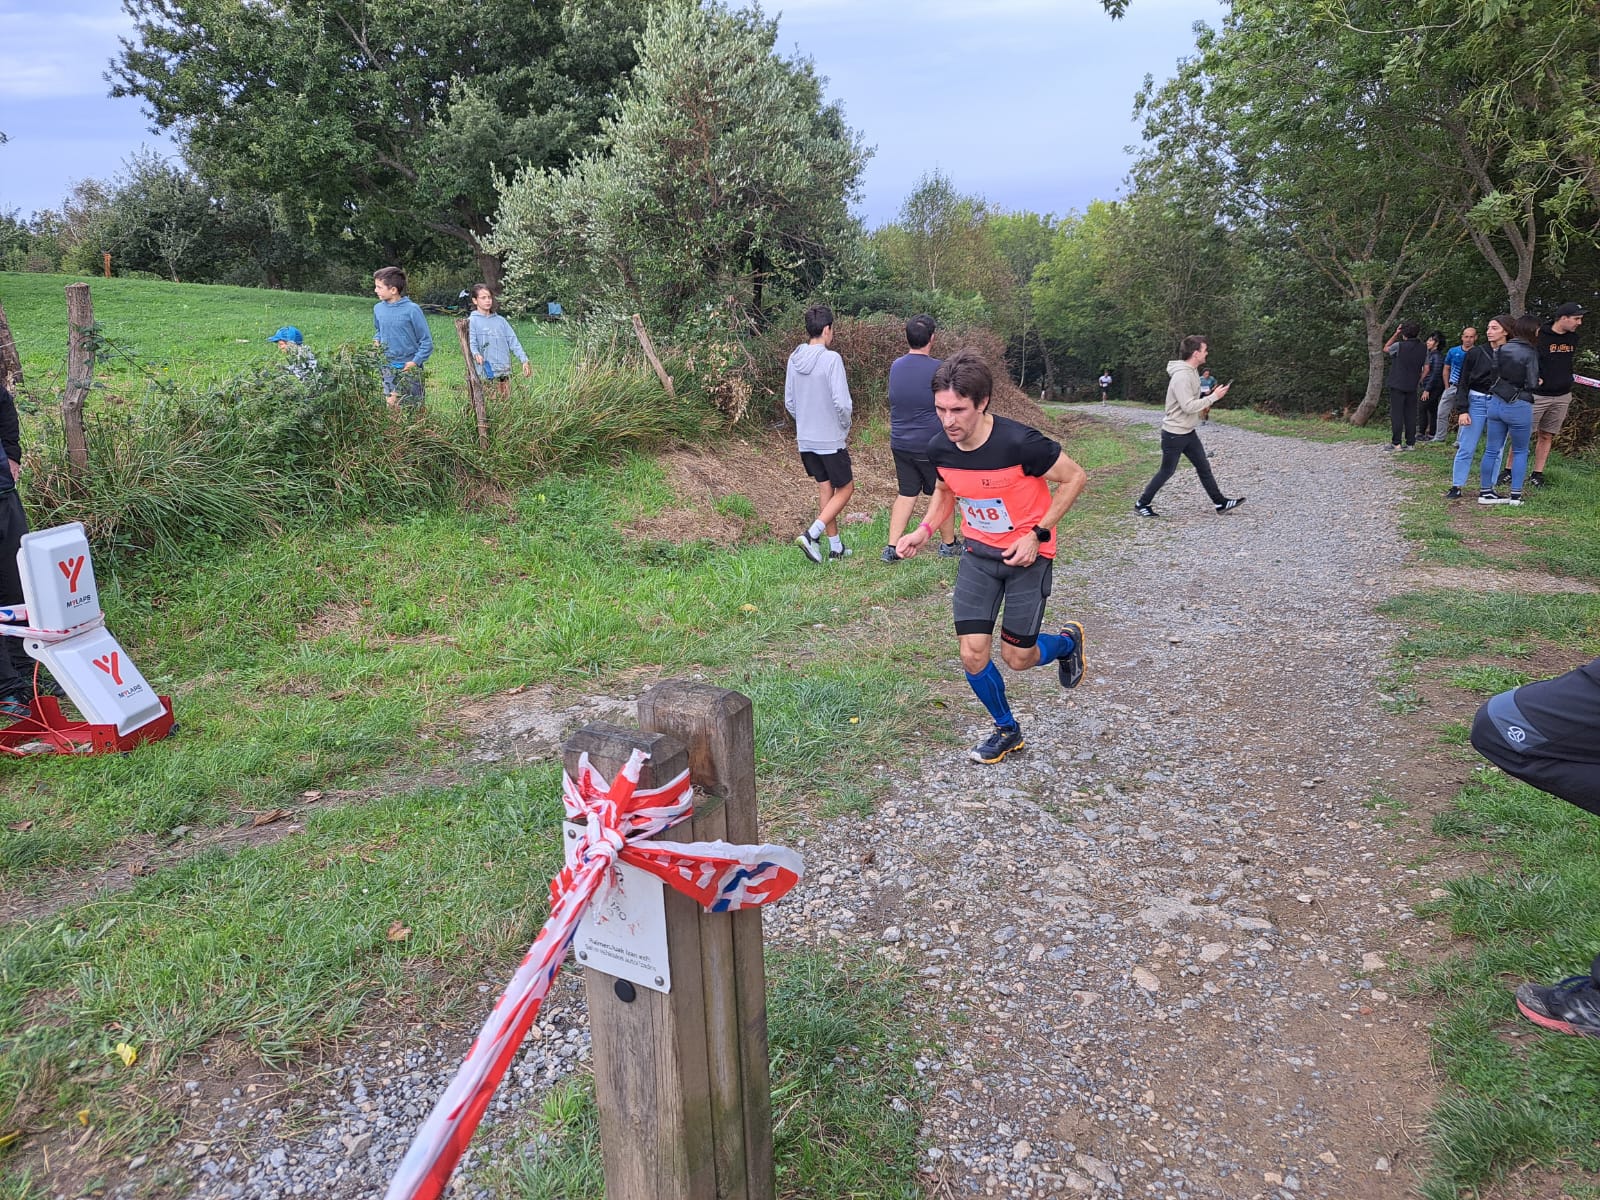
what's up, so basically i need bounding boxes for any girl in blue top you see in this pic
[467,285,532,399]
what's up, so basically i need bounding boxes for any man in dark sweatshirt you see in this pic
[0,381,38,716]
[1383,320,1428,449]
[1527,302,1584,488]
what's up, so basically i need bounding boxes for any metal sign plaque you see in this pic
[562,822,672,994]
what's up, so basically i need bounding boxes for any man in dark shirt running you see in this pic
[883,314,959,562]
[893,349,1088,764]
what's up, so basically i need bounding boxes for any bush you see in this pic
[24,346,711,562]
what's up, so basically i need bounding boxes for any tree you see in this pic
[491,1,868,336]
[110,0,649,287]
[986,211,1056,389]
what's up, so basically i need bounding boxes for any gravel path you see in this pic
[124,410,1455,1199]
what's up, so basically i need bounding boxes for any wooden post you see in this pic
[453,318,490,450]
[102,251,112,279]
[631,313,676,398]
[564,722,715,1200]
[638,681,775,1200]
[562,681,776,1200]
[63,283,93,480]
[0,298,21,392]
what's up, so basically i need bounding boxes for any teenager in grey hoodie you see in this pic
[1134,334,1244,517]
[785,304,855,561]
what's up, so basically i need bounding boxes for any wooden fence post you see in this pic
[562,680,776,1200]
[630,313,676,398]
[453,317,490,450]
[0,298,22,392]
[63,283,93,480]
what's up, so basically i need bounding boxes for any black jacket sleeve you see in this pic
[0,384,20,465]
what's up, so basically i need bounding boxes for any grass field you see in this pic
[0,271,567,403]
[1373,436,1600,1197]
[0,273,1147,1195]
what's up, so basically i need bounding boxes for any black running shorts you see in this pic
[799,449,853,488]
[891,449,939,497]
[951,547,1053,647]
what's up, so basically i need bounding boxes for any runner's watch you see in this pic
[1032,525,1052,544]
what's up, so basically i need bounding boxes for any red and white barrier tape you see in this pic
[384,748,803,1200]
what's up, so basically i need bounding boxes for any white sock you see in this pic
[808,520,825,540]
[828,535,843,552]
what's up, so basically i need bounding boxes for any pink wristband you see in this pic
[918,522,933,538]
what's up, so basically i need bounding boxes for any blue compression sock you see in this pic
[1034,629,1075,666]
[965,662,1015,729]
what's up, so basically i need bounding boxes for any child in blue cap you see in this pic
[267,326,318,380]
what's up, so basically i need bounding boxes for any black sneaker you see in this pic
[1057,621,1086,690]
[1478,490,1503,505]
[1444,486,1463,499]
[1215,497,1245,513]
[1529,472,1545,488]
[1504,492,1523,507]
[1516,957,1600,1037]
[794,531,823,563]
[970,725,1025,764]
[1497,468,1513,487]
[828,546,852,561]
[1134,502,1158,518]
[881,545,900,563]
[938,538,962,558]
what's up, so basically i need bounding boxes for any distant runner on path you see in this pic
[1098,370,1113,403]
[883,314,959,562]
[1134,335,1245,518]
[785,304,855,563]
[893,349,1087,765]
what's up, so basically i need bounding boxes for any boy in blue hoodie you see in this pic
[372,266,433,410]
[784,305,854,562]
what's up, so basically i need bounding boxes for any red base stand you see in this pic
[0,695,176,756]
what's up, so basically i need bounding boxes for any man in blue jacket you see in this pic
[372,266,433,411]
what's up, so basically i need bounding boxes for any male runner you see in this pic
[785,304,854,562]
[894,349,1088,764]
[883,314,959,562]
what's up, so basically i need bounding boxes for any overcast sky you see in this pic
[0,0,1219,228]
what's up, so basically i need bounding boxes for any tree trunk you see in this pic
[0,299,22,391]
[1350,307,1388,427]
[474,248,503,293]
[63,283,93,481]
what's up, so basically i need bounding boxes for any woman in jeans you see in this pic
[1446,318,1502,499]
[1478,313,1540,505]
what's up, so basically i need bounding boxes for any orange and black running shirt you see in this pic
[926,415,1062,560]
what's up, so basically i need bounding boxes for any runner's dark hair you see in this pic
[905,313,935,350]
[1511,314,1540,343]
[373,266,408,294]
[1427,330,1444,350]
[1400,320,1420,339]
[931,347,992,408]
[804,304,835,339]
[1178,334,1208,360]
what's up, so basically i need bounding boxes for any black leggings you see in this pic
[1390,388,1418,446]
[1138,429,1225,507]
[1472,658,1600,816]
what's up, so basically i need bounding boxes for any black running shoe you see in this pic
[1497,467,1513,487]
[828,546,852,561]
[1444,486,1463,499]
[1516,957,1600,1037]
[794,531,823,563]
[1529,472,1545,488]
[881,545,900,563]
[1215,497,1245,513]
[1134,502,1158,518]
[970,725,1025,764]
[1057,621,1086,690]
[938,538,962,558]
[1478,490,1504,505]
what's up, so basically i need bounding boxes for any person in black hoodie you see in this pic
[1477,313,1540,505]
[0,381,37,716]
[1383,321,1429,449]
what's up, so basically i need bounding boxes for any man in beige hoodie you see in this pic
[1134,334,1245,518]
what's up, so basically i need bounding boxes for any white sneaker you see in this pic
[1478,490,1505,505]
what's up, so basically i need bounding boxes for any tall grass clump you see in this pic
[22,347,713,561]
